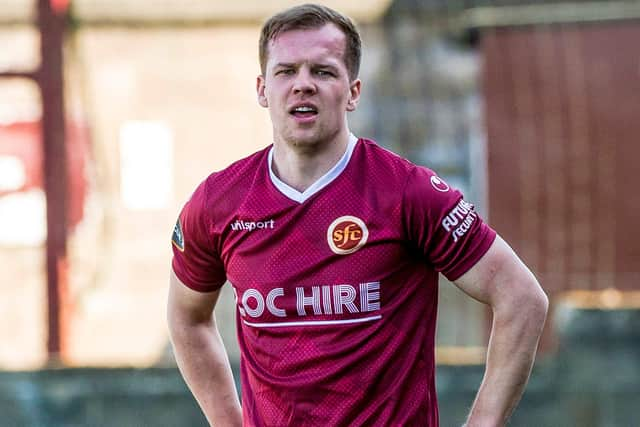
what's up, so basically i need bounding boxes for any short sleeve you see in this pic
[171,180,226,292]
[403,166,496,281]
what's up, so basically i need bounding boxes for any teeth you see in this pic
[294,106,315,112]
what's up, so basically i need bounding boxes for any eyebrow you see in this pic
[312,64,339,71]
[273,62,340,70]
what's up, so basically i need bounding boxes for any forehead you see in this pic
[267,23,347,67]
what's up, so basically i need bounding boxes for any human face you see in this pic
[257,24,361,152]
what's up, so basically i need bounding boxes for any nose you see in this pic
[292,70,317,95]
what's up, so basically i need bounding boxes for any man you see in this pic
[167,4,548,426]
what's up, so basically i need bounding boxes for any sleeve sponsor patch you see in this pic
[172,219,185,252]
[441,199,477,242]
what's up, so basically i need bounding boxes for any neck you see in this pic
[271,129,351,192]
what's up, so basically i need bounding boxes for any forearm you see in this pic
[169,318,242,426]
[466,296,547,426]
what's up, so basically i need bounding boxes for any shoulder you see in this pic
[357,138,415,171]
[352,138,418,188]
[205,146,270,189]
[197,145,270,201]
[356,138,464,218]
[355,138,444,194]
[182,146,270,220]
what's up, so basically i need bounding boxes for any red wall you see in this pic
[0,120,89,228]
[482,22,640,293]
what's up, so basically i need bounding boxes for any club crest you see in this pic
[327,216,368,255]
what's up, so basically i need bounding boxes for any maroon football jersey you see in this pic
[172,135,496,426]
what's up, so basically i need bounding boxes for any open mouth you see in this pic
[289,105,318,119]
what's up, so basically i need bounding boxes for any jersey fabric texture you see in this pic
[172,136,496,427]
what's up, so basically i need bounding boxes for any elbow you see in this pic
[532,294,549,336]
[538,288,549,318]
[531,282,549,323]
[518,281,549,334]
[496,278,549,333]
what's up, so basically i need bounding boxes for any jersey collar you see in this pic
[268,133,359,203]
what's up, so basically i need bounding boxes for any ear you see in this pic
[346,79,361,112]
[257,75,268,108]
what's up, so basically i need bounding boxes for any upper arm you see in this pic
[452,235,547,312]
[168,266,222,327]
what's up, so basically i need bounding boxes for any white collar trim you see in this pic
[268,133,358,203]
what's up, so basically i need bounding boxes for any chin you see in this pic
[285,132,324,148]
[291,136,320,146]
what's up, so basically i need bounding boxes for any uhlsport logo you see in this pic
[327,216,368,255]
[230,218,275,231]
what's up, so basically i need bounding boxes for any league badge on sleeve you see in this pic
[430,175,450,192]
[172,219,185,252]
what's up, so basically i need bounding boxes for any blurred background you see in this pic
[0,0,638,425]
